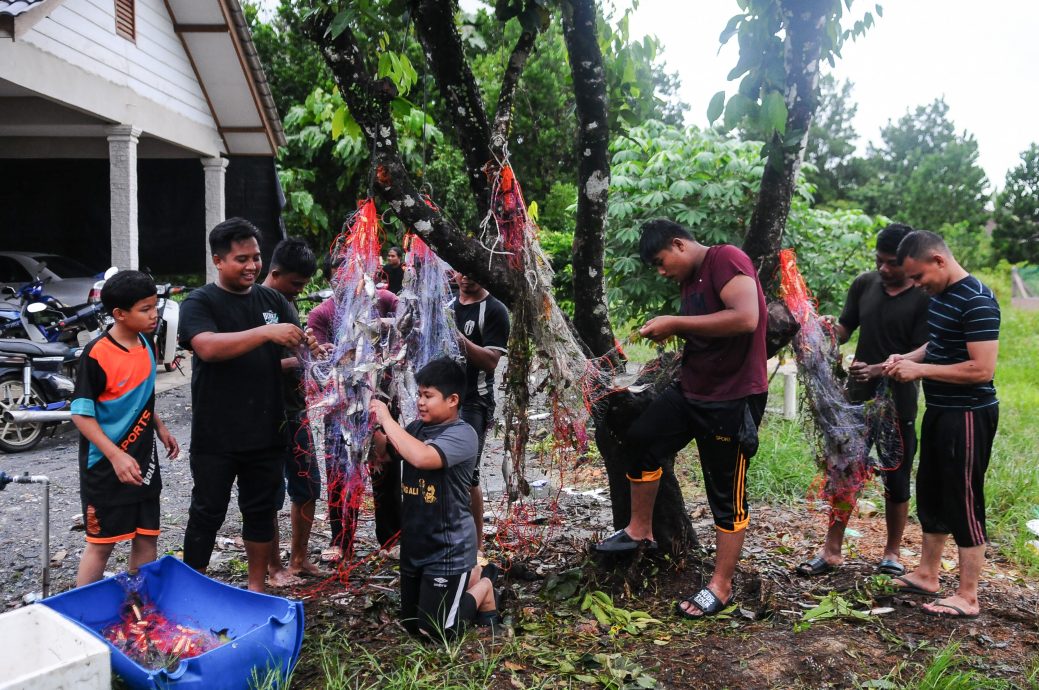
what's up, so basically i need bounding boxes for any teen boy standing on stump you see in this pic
[594,219,767,620]
[179,218,318,592]
[883,230,1000,618]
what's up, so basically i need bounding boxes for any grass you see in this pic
[867,642,1020,690]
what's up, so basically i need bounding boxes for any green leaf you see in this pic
[331,106,347,140]
[328,11,351,39]
[723,93,754,131]
[719,14,742,44]
[706,91,725,124]
[760,90,788,135]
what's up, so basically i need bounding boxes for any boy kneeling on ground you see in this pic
[370,357,500,639]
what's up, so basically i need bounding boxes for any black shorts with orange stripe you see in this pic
[83,497,161,544]
[917,404,998,548]
[624,385,766,532]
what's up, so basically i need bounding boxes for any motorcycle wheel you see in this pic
[0,375,47,453]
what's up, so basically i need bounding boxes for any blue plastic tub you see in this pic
[41,556,304,689]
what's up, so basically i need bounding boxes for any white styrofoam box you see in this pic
[0,604,111,690]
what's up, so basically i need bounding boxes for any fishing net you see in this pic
[479,158,616,557]
[303,199,386,575]
[778,249,903,521]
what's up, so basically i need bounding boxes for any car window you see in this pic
[0,256,32,283]
[32,255,99,279]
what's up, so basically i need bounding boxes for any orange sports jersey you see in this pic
[72,333,161,505]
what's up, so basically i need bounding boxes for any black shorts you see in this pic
[400,569,477,640]
[917,405,998,548]
[460,401,492,487]
[189,447,284,543]
[625,385,767,532]
[278,413,321,508]
[83,496,160,544]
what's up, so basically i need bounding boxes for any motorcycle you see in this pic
[0,338,75,453]
[87,268,187,373]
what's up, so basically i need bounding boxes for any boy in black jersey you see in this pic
[885,231,1000,618]
[72,270,179,586]
[370,357,500,639]
[451,273,510,550]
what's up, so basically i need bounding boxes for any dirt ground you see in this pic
[2,384,1038,689]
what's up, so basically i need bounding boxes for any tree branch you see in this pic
[489,28,537,160]
[562,0,615,358]
[304,10,521,305]
[411,0,493,219]
[742,0,827,288]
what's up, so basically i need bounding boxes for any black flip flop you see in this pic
[877,559,906,576]
[922,602,979,619]
[675,587,734,619]
[795,556,836,577]
[893,575,940,597]
[594,529,658,553]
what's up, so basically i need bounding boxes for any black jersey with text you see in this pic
[179,283,298,452]
[452,295,509,407]
[396,418,478,576]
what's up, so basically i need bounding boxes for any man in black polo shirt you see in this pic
[452,273,510,551]
[179,218,319,593]
[797,224,930,578]
[884,230,1000,618]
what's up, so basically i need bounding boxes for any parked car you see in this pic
[0,252,102,308]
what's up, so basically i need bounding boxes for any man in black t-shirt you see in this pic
[884,231,1000,619]
[179,218,318,593]
[452,273,510,550]
[797,224,930,579]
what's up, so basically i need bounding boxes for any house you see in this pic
[0,0,286,282]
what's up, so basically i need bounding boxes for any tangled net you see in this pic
[304,199,385,571]
[302,199,463,586]
[476,156,620,561]
[778,249,903,521]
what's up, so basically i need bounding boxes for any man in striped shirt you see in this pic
[884,230,1000,619]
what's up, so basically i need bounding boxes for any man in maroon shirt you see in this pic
[595,219,767,619]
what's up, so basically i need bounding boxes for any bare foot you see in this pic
[287,560,324,577]
[894,570,940,594]
[268,568,304,588]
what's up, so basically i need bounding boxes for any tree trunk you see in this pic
[742,0,827,283]
[411,0,493,219]
[562,0,615,359]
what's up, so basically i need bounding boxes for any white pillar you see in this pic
[106,125,141,270]
[202,156,228,284]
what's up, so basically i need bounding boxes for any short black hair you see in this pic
[638,218,694,264]
[876,223,914,255]
[896,230,950,265]
[209,217,262,258]
[414,356,466,402]
[387,246,403,258]
[101,270,157,312]
[271,237,317,278]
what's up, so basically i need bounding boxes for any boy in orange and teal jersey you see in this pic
[72,270,179,586]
